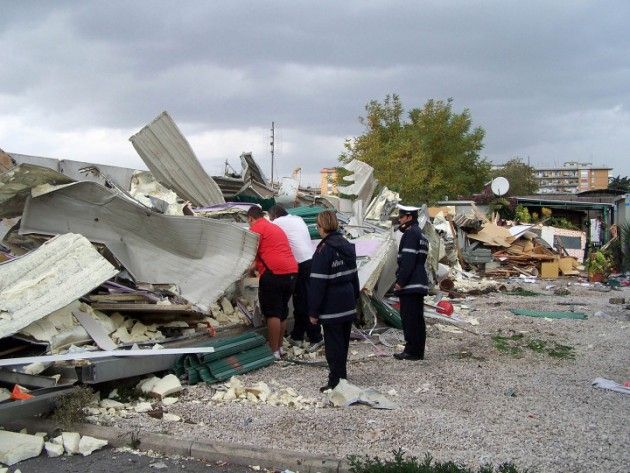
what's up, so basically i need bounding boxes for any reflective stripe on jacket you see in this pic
[396,221,429,295]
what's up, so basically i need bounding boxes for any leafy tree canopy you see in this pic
[491,157,539,196]
[608,175,630,192]
[340,94,490,204]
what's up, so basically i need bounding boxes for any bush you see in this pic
[348,449,527,473]
[50,386,96,428]
[513,205,530,223]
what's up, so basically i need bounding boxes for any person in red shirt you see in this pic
[247,206,298,359]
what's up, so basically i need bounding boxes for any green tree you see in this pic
[608,175,630,192]
[340,95,490,204]
[491,157,538,196]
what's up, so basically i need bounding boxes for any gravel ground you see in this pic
[101,281,629,473]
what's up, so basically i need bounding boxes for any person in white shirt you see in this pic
[268,205,323,351]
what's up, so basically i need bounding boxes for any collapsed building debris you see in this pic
[130,111,225,207]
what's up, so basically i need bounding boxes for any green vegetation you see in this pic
[585,250,614,276]
[348,450,526,473]
[545,216,578,230]
[513,205,531,223]
[340,95,489,204]
[608,175,630,192]
[50,386,95,428]
[492,333,575,359]
[491,158,539,196]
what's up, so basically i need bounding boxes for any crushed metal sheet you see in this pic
[364,186,400,223]
[337,159,377,210]
[0,346,215,368]
[0,148,13,173]
[0,233,118,340]
[356,233,398,298]
[129,111,224,207]
[19,181,258,311]
[0,163,75,218]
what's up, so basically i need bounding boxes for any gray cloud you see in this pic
[1,0,628,182]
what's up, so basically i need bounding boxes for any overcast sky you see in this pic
[1,1,628,186]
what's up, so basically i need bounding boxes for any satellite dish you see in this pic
[491,176,510,196]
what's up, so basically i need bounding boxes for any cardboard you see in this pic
[540,260,559,278]
[559,257,579,276]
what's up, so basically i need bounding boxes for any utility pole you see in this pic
[270,121,275,186]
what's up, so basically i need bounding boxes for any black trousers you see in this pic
[399,293,426,358]
[290,260,322,342]
[322,320,352,388]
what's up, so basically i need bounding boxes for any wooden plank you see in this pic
[73,310,117,351]
[88,294,150,303]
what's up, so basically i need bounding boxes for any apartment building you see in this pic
[534,162,611,194]
[320,167,338,195]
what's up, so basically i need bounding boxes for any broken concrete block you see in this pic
[62,431,81,454]
[78,436,108,456]
[50,435,63,445]
[0,431,44,466]
[150,374,182,399]
[220,297,234,314]
[44,441,64,457]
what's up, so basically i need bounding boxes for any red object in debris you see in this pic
[624,380,630,388]
[436,300,454,316]
[11,385,33,400]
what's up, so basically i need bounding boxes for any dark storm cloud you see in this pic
[1,0,629,176]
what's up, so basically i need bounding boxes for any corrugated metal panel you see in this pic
[0,233,118,339]
[10,154,139,190]
[130,111,225,207]
[337,159,377,209]
[19,181,257,312]
[0,164,75,219]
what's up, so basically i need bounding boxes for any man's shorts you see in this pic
[258,271,297,320]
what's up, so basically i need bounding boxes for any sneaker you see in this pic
[306,339,324,353]
[273,350,282,361]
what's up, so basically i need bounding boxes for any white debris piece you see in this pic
[137,376,161,394]
[210,377,320,410]
[62,431,81,454]
[78,435,108,456]
[150,374,182,399]
[99,399,125,409]
[45,441,64,457]
[134,402,153,413]
[162,413,181,422]
[162,397,178,406]
[0,431,44,466]
[0,388,10,402]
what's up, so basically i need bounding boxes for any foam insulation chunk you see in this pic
[44,441,64,457]
[150,374,182,398]
[0,431,44,466]
[62,432,81,454]
[78,436,108,456]
[0,233,118,339]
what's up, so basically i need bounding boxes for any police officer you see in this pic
[393,204,429,361]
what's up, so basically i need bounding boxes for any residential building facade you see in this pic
[534,162,611,194]
[320,167,338,195]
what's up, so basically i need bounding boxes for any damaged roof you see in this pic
[129,111,225,207]
[19,181,258,311]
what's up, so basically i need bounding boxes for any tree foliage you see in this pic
[340,95,490,204]
[608,175,630,192]
[491,157,538,196]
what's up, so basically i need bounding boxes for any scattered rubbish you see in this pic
[209,376,321,410]
[592,378,630,395]
[328,379,397,409]
[504,388,517,397]
[0,431,44,466]
[510,309,588,320]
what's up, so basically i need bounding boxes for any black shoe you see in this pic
[393,352,423,361]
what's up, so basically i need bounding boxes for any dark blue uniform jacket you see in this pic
[308,231,360,325]
[395,221,430,295]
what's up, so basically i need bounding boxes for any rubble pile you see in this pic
[1,108,622,471]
